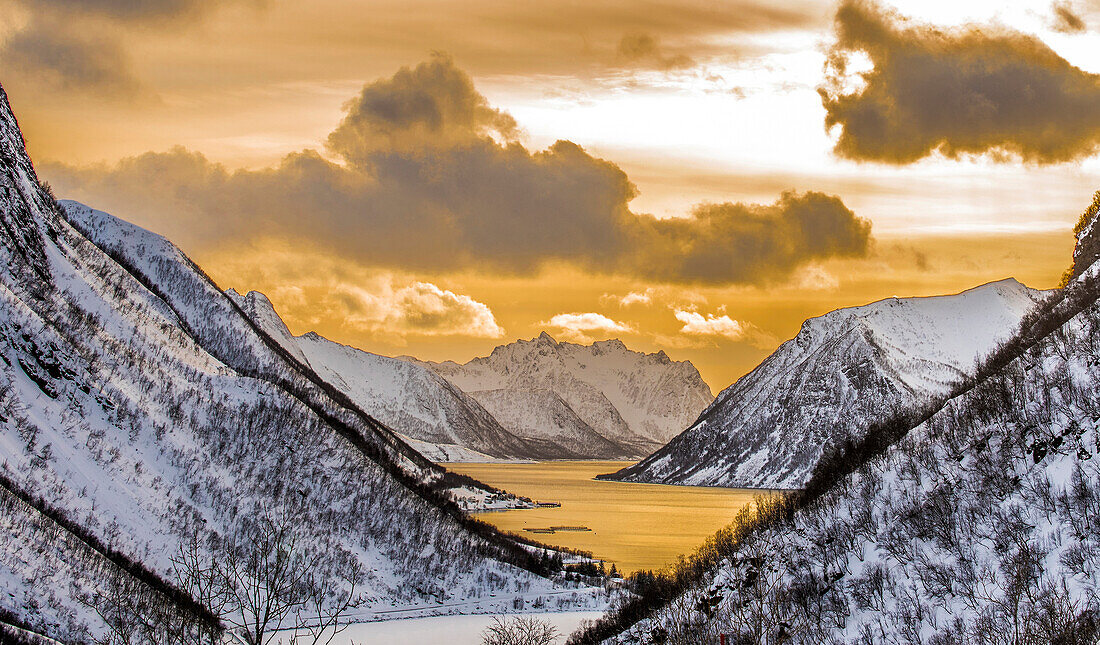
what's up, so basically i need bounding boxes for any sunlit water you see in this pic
[446,461,766,574]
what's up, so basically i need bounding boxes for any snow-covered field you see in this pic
[326,611,605,644]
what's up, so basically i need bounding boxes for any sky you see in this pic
[2,0,1099,390]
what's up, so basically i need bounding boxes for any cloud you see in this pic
[327,53,520,158]
[621,191,871,283]
[671,308,777,348]
[1051,2,1087,33]
[0,0,262,97]
[674,309,746,338]
[312,278,505,341]
[214,244,504,342]
[539,312,634,342]
[820,0,1100,164]
[48,55,871,284]
[617,33,694,70]
[794,264,840,290]
[0,16,144,97]
[602,288,651,305]
[374,281,505,339]
[29,0,259,23]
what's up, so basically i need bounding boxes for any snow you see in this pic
[0,89,600,643]
[232,292,712,461]
[598,230,1100,643]
[410,332,713,458]
[228,290,545,460]
[325,611,605,644]
[612,278,1045,490]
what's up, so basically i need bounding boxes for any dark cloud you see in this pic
[1,0,262,97]
[1051,2,1087,33]
[617,33,694,70]
[0,16,144,97]
[820,0,1100,164]
[27,0,259,23]
[328,53,519,159]
[621,191,871,282]
[47,56,871,285]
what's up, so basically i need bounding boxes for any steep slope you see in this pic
[0,86,591,643]
[472,389,633,459]
[415,333,713,457]
[609,279,1043,489]
[226,289,542,460]
[581,208,1100,645]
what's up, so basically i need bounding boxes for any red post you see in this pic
[720,635,727,645]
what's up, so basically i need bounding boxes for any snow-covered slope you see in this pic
[587,208,1100,645]
[226,290,541,460]
[609,279,1044,490]
[0,86,593,643]
[413,333,714,457]
[471,389,633,459]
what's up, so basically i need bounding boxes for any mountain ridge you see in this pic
[409,332,714,457]
[607,277,1044,489]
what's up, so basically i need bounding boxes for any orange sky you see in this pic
[3,0,1098,390]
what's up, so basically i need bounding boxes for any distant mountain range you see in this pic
[410,332,714,456]
[230,291,714,460]
[605,278,1044,489]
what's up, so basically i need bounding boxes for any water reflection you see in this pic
[446,461,764,574]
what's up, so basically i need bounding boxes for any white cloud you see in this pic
[674,309,748,339]
[540,312,634,342]
[617,290,653,306]
[795,263,840,291]
[272,275,504,342]
[668,308,778,349]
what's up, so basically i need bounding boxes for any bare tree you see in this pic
[171,518,363,645]
[291,574,364,645]
[481,615,559,645]
[79,563,220,645]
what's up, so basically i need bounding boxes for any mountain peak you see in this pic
[536,331,558,345]
[612,277,1044,489]
[591,338,627,354]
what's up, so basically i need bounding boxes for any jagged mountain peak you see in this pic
[418,335,714,451]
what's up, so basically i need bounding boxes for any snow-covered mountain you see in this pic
[0,86,595,643]
[412,332,714,457]
[227,289,543,461]
[608,278,1044,489]
[229,293,710,460]
[580,200,1100,645]
[471,388,631,459]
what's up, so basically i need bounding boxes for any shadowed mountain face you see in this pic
[608,278,1044,489]
[0,85,583,642]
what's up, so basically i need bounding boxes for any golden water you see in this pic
[446,460,764,574]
